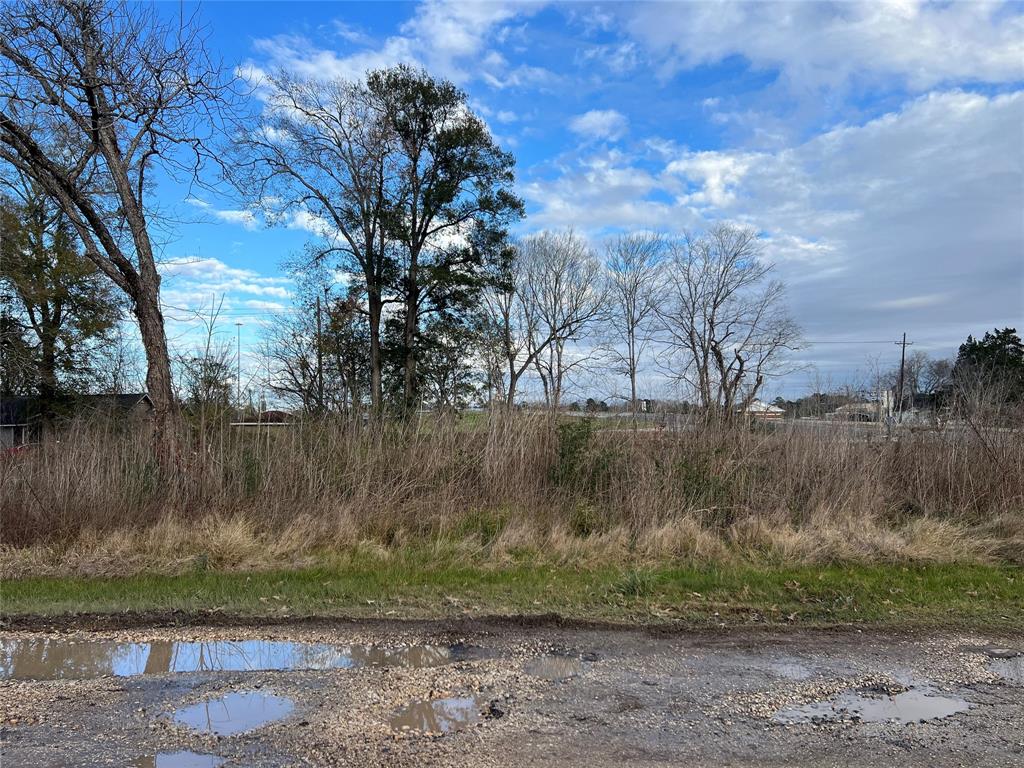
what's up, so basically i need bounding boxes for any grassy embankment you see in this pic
[2,414,1021,626]
[5,560,1021,629]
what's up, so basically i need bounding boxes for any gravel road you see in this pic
[0,617,1021,767]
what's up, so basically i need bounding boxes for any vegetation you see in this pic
[0,3,1020,631]
[4,562,1021,630]
[0,180,120,403]
[2,415,1021,583]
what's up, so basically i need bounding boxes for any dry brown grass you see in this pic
[1,414,1021,577]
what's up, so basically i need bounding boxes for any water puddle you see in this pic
[773,685,973,725]
[133,752,224,768]
[991,657,1024,685]
[969,644,1022,660]
[172,691,295,736]
[389,694,490,735]
[763,658,815,681]
[524,655,583,681]
[0,638,460,679]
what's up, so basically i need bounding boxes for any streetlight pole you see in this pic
[235,322,243,409]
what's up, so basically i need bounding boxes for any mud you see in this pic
[0,621,1021,767]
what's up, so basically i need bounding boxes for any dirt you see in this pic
[1,618,1022,767]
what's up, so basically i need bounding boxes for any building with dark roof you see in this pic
[0,393,153,448]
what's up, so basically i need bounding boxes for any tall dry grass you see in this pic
[1,414,1021,576]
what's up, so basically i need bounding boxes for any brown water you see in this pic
[171,691,295,736]
[523,655,583,681]
[773,686,973,725]
[388,694,489,735]
[0,638,457,679]
[132,752,224,767]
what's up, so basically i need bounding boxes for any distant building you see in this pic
[230,409,296,430]
[738,399,786,420]
[0,393,153,448]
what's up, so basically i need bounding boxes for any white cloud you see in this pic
[622,0,1024,90]
[185,197,260,231]
[526,90,1024,375]
[666,151,756,207]
[521,149,691,233]
[161,258,292,305]
[875,294,949,310]
[248,0,549,88]
[569,109,629,141]
[213,210,259,231]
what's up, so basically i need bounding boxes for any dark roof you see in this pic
[0,393,152,425]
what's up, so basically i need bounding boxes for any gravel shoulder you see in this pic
[1,619,1021,767]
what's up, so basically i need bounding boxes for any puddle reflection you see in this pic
[523,655,583,681]
[133,752,224,768]
[172,690,295,736]
[389,695,488,734]
[773,686,973,725]
[0,638,457,679]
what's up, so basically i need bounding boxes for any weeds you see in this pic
[1,413,1021,578]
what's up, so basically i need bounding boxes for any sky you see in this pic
[153,0,1024,400]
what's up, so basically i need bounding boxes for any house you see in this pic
[738,399,786,420]
[0,393,153,447]
[0,397,31,449]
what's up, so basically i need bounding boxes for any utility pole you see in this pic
[895,332,914,424]
[316,294,324,413]
[235,322,243,408]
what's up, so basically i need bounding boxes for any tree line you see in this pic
[1,1,1019,452]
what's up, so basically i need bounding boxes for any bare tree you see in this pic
[0,0,232,445]
[227,72,396,415]
[480,249,533,408]
[482,231,605,409]
[658,224,801,419]
[524,230,606,411]
[605,232,666,421]
[259,292,368,417]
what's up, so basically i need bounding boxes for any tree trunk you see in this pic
[402,265,419,415]
[133,284,175,443]
[367,291,383,416]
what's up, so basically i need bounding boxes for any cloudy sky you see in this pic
[159,0,1024,399]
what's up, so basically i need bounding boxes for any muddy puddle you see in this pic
[992,657,1024,685]
[0,637,462,679]
[133,752,224,767]
[773,685,973,725]
[172,690,295,736]
[523,655,583,681]
[389,694,490,735]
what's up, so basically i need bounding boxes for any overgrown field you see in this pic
[1,415,1022,579]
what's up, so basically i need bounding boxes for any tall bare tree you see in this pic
[658,224,801,419]
[227,72,397,415]
[605,232,666,420]
[0,0,231,444]
[523,230,606,411]
[482,231,605,409]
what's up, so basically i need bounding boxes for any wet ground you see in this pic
[0,618,1021,767]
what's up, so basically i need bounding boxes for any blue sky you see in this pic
[153,0,1024,400]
